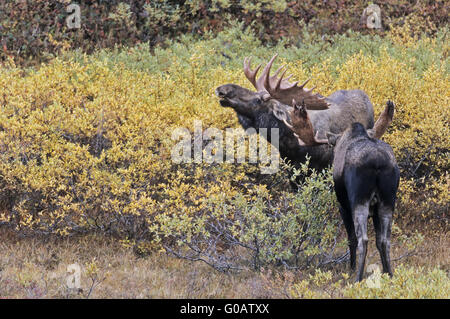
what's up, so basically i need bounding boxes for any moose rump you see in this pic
[332,123,400,281]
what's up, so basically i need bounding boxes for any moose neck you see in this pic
[233,100,334,171]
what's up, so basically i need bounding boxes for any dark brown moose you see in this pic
[285,99,399,281]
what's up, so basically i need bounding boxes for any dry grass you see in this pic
[0,227,264,298]
[0,226,448,299]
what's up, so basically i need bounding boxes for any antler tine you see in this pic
[298,78,311,89]
[275,68,288,91]
[272,65,286,78]
[267,64,286,92]
[286,81,299,89]
[261,54,278,92]
[304,86,316,93]
[262,54,278,75]
[314,132,329,144]
[243,57,262,90]
[281,118,293,130]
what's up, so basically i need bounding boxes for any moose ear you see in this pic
[326,132,340,146]
[271,102,293,127]
[366,129,375,138]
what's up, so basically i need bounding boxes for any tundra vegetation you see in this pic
[0,13,448,297]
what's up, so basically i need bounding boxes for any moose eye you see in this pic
[253,97,262,105]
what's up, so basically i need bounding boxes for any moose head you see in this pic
[215,54,329,120]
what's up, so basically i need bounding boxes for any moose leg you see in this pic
[339,205,357,271]
[373,204,393,277]
[354,203,369,282]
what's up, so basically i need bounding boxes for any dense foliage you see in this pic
[0,17,448,274]
[150,161,342,271]
[0,0,448,65]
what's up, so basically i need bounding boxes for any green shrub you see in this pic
[150,161,343,271]
[343,265,450,299]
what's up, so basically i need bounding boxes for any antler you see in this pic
[275,99,395,145]
[243,57,264,92]
[244,55,330,110]
[280,99,328,146]
[368,100,395,139]
[262,54,330,110]
[243,54,285,92]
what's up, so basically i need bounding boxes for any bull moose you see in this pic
[215,54,375,171]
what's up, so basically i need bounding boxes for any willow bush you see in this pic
[149,161,341,271]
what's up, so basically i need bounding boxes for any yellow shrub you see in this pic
[0,28,447,243]
[288,266,449,299]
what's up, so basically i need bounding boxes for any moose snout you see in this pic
[215,88,226,98]
[215,84,237,100]
[215,86,234,108]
